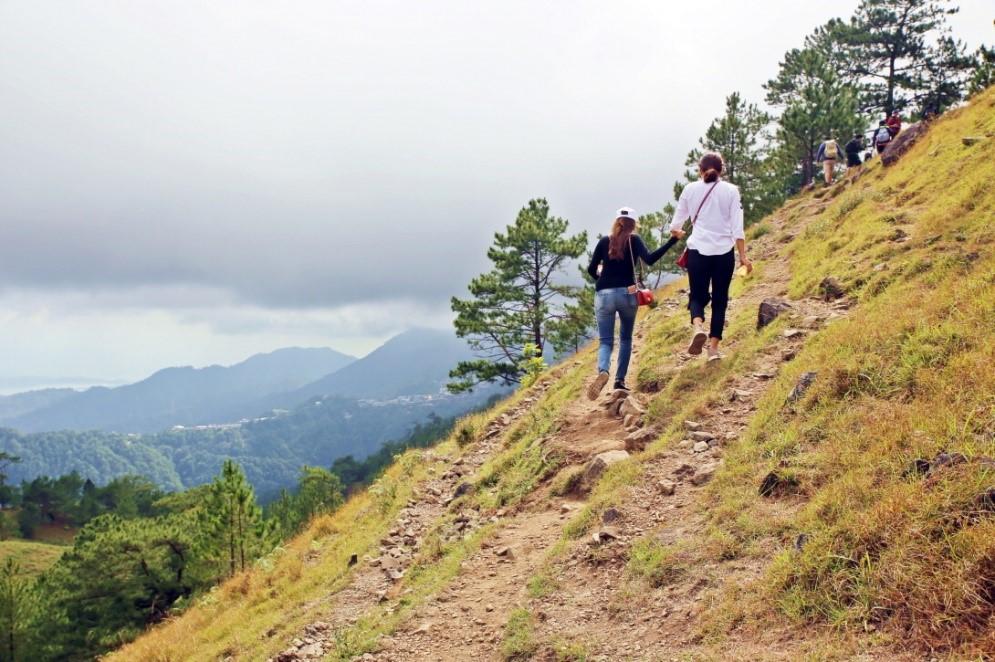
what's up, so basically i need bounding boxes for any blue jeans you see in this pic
[595,287,637,382]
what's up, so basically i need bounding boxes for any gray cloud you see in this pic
[0,1,990,379]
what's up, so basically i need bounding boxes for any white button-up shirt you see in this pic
[669,179,745,256]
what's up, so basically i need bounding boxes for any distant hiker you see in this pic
[886,111,902,138]
[586,207,677,398]
[845,132,864,168]
[815,136,841,184]
[669,152,752,363]
[874,121,892,154]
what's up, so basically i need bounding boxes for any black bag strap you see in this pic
[691,182,719,227]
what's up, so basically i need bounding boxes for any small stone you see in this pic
[601,507,622,524]
[678,439,692,448]
[786,371,818,405]
[819,276,846,301]
[673,463,695,480]
[693,441,710,453]
[494,546,513,558]
[658,479,676,496]
[560,503,572,514]
[729,389,752,401]
[783,328,805,338]
[794,533,810,551]
[962,136,986,146]
[690,431,714,442]
[690,463,717,486]
[683,420,703,431]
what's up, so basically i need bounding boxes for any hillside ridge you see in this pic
[111,87,995,661]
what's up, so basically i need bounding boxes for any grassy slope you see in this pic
[112,87,995,660]
[0,539,64,577]
[599,86,995,657]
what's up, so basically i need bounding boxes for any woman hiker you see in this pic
[586,207,677,400]
[669,152,752,362]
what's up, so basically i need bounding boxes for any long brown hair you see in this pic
[699,152,724,183]
[608,216,636,260]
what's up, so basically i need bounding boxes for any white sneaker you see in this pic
[687,326,708,356]
[707,346,722,362]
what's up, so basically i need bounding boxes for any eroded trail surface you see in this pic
[273,192,907,661]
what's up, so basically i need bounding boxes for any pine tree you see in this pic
[966,45,995,98]
[834,0,975,115]
[673,93,777,224]
[0,559,35,662]
[198,460,273,577]
[449,199,587,391]
[765,47,864,186]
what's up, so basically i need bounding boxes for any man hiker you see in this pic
[815,135,841,185]
[845,132,864,169]
[886,111,902,138]
[874,120,892,155]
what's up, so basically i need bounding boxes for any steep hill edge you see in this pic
[111,87,995,661]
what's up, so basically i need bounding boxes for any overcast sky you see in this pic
[0,1,991,388]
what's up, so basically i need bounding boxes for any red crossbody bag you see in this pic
[675,182,719,270]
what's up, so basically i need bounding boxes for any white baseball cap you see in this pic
[616,206,636,219]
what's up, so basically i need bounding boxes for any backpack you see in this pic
[824,141,838,159]
[875,127,892,144]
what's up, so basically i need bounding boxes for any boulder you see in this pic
[881,122,927,166]
[757,298,792,330]
[624,427,657,452]
[581,450,630,489]
[619,397,645,418]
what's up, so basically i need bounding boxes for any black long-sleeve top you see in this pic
[587,234,678,291]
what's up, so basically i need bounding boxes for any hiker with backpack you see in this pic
[845,132,864,169]
[874,120,893,154]
[586,207,678,399]
[669,152,752,363]
[816,136,842,184]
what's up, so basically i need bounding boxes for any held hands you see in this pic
[670,229,686,239]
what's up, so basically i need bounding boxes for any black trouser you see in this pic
[846,152,861,167]
[687,249,735,340]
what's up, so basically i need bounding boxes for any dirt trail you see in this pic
[272,189,905,661]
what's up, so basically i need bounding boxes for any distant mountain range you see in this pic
[1,347,355,433]
[0,328,504,495]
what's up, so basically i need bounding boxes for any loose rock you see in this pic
[757,298,792,329]
[819,277,846,301]
[690,463,718,486]
[786,371,818,405]
[658,479,676,496]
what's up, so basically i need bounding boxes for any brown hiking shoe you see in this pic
[587,371,609,400]
[687,326,708,356]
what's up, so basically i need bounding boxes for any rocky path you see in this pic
[272,190,902,661]
[269,384,556,661]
